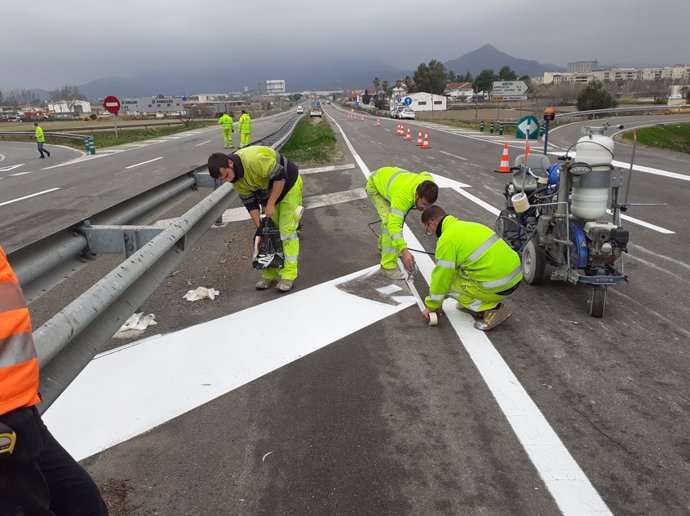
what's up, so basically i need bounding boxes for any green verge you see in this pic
[280,118,338,165]
[622,124,690,154]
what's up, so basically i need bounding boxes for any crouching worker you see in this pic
[366,167,438,279]
[208,147,303,292]
[421,205,522,331]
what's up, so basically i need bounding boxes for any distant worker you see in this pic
[238,110,252,148]
[366,167,438,279]
[207,147,303,292]
[33,122,50,158]
[420,205,522,331]
[0,245,109,515]
[217,112,235,149]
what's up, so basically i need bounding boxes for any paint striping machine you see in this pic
[496,124,638,317]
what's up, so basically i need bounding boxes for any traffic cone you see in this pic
[397,124,403,136]
[405,128,412,141]
[376,118,381,127]
[422,131,430,149]
[416,129,423,146]
[496,143,510,173]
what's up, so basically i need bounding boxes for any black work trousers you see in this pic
[0,406,108,516]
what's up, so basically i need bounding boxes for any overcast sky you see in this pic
[1,0,687,90]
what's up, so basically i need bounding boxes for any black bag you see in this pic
[252,217,284,269]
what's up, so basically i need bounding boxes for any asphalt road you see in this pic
[22,105,690,514]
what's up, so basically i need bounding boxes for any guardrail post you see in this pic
[499,121,504,136]
[479,121,484,132]
[489,121,494,134]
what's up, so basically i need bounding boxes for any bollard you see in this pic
[499,122,504,136]
[489,121,494,134]
[479,121,484,132]
[85,136,96,155]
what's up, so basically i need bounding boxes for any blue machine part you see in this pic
[547,163,560,186]
[569,222,588,269]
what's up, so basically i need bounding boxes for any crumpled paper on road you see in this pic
[113,312,158,338]
[183,286,220,301]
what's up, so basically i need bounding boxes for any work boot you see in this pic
[456,304,482,319]
[46,151,51,157]
[474,304,511,331]
[255,278,275,290]
[378,266,406,280]
[276,279,294,292]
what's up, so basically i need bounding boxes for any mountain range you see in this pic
[31,44,565,99]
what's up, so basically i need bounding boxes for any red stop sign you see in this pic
[103,95,121,114]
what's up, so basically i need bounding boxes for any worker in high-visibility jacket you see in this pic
[0,246,108,515]
[208,148,302,292]
[33,122,50,158]
[366,167,438,279]
[421,205,522,331]
[238,110,252,148]
[217,112,235,149]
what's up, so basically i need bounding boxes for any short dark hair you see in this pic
[417,180,438,203]
[421,205,446,224]
[207,153,229,179]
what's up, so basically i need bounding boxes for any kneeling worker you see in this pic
[208,147,303,292]
[366,167,438,279]
[421,205,522,331]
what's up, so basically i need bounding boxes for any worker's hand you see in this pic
[422,309,431,323]
[401,249,415,272]
[265,203,275,218]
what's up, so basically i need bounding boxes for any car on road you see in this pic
[297,105,304,114]
[310,106,323,118]
[397,108,415,120]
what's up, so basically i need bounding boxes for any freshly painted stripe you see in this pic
[0,164,24,172]
[452,186,501,216]
[125,157,163,169]
[43,266,414,461]
[194,140,211,146]
[0,187,60,207]
[606,210,675,234]
[439,150,467,161]
[300,163,356,175]
[611,159,690,182]
[9,171,32,177]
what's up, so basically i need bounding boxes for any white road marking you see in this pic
[9,171,32,177]
[194,140,211,147]
[125,156,163,169]
[43,266,414,461]
[0,153,5,162]
[0,164,24,172]
[617,212,675,234]
[611,159,690,182]
[300,163,356,175]
[0,187,60,207]
[439,150,467,161]
[329,111,612,515]
[629,243,690,271]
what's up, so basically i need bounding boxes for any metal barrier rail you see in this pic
[0,130,90,141]
[3,113,302,411]
[554,105,679,119]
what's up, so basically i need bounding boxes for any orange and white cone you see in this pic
[376,118,381,127]
[496,143,510,173]
[416,129,423,146]
[405,128,412,141]
[421,131,430,149]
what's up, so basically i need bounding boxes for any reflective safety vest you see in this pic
[35,125,45,143]
[218,114,234,130]
[369,167,434,252]
[0,246,41,416]
[426,216,523,310]
[238,113,252,134]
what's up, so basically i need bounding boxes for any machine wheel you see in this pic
[522,238,546,285]
[589,287,607,317]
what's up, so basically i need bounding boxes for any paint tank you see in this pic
[571,132,614,220]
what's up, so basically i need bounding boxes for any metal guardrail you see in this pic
[4,114,302,411]
[0,130,90,142]
[554,105,680,119]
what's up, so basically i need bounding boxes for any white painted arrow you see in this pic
[518,118,539,135]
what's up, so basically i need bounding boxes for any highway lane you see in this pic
[40,104,690,514]
[0,110,298,252]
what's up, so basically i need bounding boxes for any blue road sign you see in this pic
[396,96,402,103]
[404,97,412,106]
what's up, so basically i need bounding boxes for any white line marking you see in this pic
[43,266,414,461]
[0,164,24,172]
[125,156,163,169]
[9,171,32,177]
[439,150,467,161]
[611,159,690,182]
[0,187,60,207]
[605,210,674,234]
[452,186,501,216]
[194,140,211,147]
[0,153,5,162]
[300,163,356,175]
[629,243,690,271]
[328,111,612,515]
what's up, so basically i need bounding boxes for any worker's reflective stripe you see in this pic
[435,259,456,269]
[469,299,483,311]
[390,208,405,218]
[269,152,285,180]
[381,228,389,235]
[284,255,298,262]
[0,332,36,367]
[429,294,446,301]
[391,232,404,241]
[381,246,397,254]
[385,171,404,198]
[461,235,500,267]
[280,233,298,241]
[448,292,459,299]
[0,282,25,313]
[482,265,522,289]
[369,170,379,180]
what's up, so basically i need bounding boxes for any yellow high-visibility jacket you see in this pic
[238,113,252,134]
[218,114,234,130]
[35,126,45,143]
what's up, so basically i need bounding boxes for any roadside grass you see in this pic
[427,118,518,135]
[622,124,690,154]
[280,118,338,165]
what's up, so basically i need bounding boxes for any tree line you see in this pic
[0,85,86,106]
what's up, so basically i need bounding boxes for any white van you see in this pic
[297,105,304,114]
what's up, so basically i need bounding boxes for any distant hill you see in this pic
[444,44,564,78]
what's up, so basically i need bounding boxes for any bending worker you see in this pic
[208,147,302,292]
[238,110,252,148]
[218,112,234,149]
[0,245,109,515]
[421,205,522,331]
[366,166,438,279]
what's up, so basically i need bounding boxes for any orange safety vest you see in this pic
[0,246,40,415]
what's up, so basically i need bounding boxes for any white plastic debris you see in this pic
[183,286,220,302]
[113,312,158,338]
